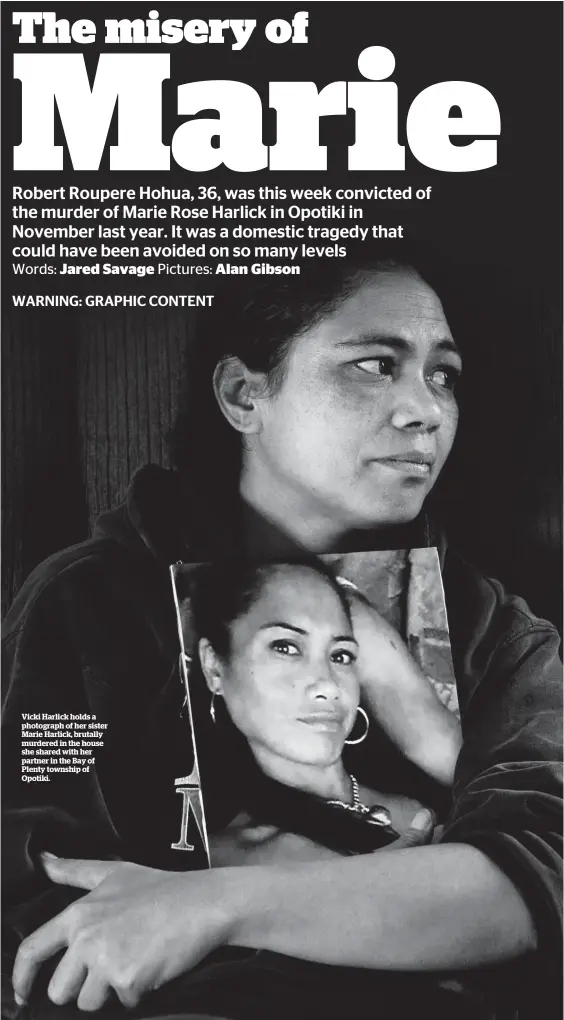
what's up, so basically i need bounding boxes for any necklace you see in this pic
[326,774,395,830]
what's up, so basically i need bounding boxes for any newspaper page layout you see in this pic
[2,5,562,1020]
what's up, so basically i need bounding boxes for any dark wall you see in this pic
[432,263,562,630]
[2,313,86,613]
[2,309,190,614]
[78,309,188,532]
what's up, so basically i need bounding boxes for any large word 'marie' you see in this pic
[14,48,501,173]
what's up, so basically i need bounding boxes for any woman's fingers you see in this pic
[47,953,88,1006]
[13,914,69,1004]
[13,862,227,1011]
[389,809,435,850]
[76,972,113,1013]
[47,951,113,1012]
[41,854,115,890]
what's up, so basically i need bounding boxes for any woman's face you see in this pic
[207,566,360,772]
[244,268,461,534]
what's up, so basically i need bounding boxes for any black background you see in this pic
[2,2,562,627]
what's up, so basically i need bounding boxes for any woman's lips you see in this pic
[371,453,434,477]
[298,713,344,732]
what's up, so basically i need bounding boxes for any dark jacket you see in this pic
[2,466,562,1016]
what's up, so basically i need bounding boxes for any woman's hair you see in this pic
[190,557,352,659]
[168,243,464,522]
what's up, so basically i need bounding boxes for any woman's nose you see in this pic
[309,669,340,700]
[390,376,442,432]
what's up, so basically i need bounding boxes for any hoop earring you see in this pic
[345,706,369,745]
[210,693,216,724]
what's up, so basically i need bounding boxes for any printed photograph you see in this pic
[172,548,458,868]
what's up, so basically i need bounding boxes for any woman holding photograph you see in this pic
[3,252,561,1020]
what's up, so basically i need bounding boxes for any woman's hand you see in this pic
[12,854,232,1011]
[383,807,436,849]
[13,807,437,1011]
[346,592,461,785]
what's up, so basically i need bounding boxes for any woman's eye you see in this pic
[270,640,300,656]
[353,357,395,378]
[429,366,461,392]
[331,649,357,665]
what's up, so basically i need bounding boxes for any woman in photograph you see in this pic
[190,558,459,866]
[3,252,561,1020]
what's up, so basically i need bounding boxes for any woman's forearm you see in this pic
[348,597,462,785]
[223,844,536,969]
[361,658,462,786]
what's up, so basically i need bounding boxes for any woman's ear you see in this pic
[198,637,225,695]
[213,356,268,435]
